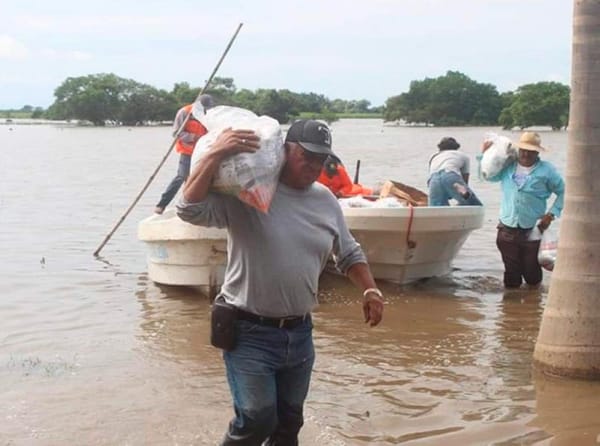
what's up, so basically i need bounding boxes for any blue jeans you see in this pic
[220,318,315,446]
[156,153,191,209]
[428,170,483,206]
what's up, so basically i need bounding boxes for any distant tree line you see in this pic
[4,71,570,129]
[36,73,378,126]
[384,71,570,130]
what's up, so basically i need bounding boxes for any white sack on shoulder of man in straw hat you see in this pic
[480,132,517,180]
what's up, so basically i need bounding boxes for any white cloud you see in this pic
[0,35,29,59]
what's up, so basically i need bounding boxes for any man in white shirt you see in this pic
[428,136,483,206]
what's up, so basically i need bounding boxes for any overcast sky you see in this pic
[0,0,572,109]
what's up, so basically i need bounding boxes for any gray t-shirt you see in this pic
[177,182,366,317]
[428,150,470,177]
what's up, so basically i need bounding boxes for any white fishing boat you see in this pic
[138,204,484,296]
[340,205,485,284]
[137,209,227,298]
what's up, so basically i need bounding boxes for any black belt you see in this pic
[237,309,310,329]
[497,222,533,232]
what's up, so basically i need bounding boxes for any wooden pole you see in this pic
[93,23,243,257]
[353,159,361,184]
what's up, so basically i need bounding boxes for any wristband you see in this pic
[363,288,383,298]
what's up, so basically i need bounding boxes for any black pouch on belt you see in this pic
[210,295,238,351]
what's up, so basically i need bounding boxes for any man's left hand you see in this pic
[363,293,384,327]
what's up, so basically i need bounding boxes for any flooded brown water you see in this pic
[1,120,599,445]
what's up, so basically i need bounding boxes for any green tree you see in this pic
[231,88,258,110]
[170,82,199,105]
[254,89,294,123]
[31,107,44,119]
[499,82,570,130]
[48,73,128,125]
[119,84,177,125]
[47,73,179,125]
[296,92,329,113]
[383,71,502,126]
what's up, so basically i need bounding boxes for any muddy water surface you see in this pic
[1,121,599,445]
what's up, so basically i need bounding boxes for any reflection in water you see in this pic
[299,273,548,444]
[531,372,600,445]
[495,289,546,387]
[135,274,221,373]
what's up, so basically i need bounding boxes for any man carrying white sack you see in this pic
[482,131,564,289]
[177,119,384,446]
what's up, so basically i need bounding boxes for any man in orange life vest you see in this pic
[154,94,215,214]
[317,156,373,197]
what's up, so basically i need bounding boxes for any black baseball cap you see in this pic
[285,119,338,159]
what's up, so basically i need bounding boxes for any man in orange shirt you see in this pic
[317,157,373,197]
[155,94,215,214]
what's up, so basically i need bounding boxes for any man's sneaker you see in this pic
[154,206,164,215]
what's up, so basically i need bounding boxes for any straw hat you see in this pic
[515,131,546,152]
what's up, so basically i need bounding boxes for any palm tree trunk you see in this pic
[533,0,600,379]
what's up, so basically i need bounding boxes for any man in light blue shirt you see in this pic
[483,131,564,288]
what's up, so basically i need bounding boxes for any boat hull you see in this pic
[138,205,485,292]
[137,210,227,298]
[341,206,484,284]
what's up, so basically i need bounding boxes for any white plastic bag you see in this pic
[480,132,517,180]
[338,196,375,208]
[191,106,285,213]
[538,225,559,271]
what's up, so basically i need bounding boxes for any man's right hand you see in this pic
[210,128,260,157]
[182,128,260,203]
[482,140,493,152]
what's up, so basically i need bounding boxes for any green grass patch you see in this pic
[0,111,33,119]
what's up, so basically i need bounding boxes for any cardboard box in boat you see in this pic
[379,180,428,206]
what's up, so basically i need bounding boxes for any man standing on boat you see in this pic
[177,119,384,445]
[482,131,564,288]
[428,136,483,206]
[154,94,215,214]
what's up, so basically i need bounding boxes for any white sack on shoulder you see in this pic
[191,106,285,213]
[480,132,517,180]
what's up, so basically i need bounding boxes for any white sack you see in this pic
[191,106,285,213]
[480,132,517,180]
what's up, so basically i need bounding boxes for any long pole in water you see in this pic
[93,23,244,257]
